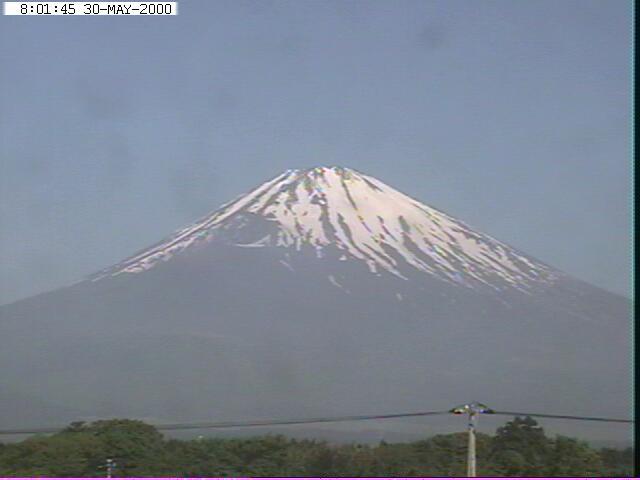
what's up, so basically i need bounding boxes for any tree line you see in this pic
[0,416,633,477]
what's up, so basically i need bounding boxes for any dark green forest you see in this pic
[0,416,632,477]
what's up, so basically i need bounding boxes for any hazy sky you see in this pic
[0,0,631,304]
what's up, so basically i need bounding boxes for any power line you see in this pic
[0,408,632,436]
[0,410,449,435]
[492,411,633,424]
[156,409,449,431]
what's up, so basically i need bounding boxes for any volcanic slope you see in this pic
[0,167,630,442]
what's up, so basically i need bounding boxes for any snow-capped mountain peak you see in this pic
[93,166,555,291]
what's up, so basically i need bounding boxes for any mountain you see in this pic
[0,167,631,443]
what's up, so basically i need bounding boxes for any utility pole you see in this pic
[450,401,494,477]
[467,409,477,477]
[105,458,116,478]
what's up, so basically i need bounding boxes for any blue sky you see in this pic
[0,0,631,303]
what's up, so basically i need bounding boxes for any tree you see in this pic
[0,432,102,476]
[0,417,631,477]
[490,416,550,476]
[61,419,166,476]
[599,446,634,476]
[544,436,603,476]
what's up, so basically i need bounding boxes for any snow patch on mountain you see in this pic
[91,167,556,291]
